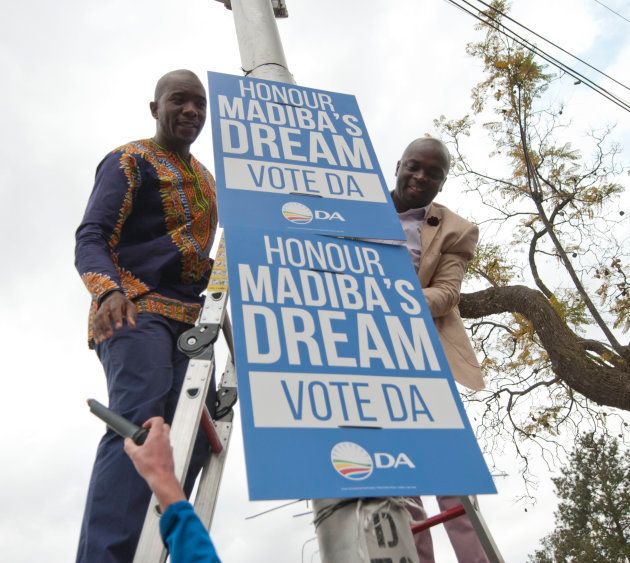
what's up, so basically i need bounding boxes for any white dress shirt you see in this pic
[398,206,428,272]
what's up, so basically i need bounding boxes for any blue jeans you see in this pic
[77,314,216,563]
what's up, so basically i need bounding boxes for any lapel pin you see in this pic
[427,216,440,226]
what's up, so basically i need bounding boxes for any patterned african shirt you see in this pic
[75,139,218,347]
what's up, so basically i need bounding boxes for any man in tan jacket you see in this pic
[392,137,488,562]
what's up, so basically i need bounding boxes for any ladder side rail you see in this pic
[194,358,238,529]
[459,496,505,563]
[132,356,217,563]
[201,406,224,454]
[133,236,231,562]
[194,417,233,528]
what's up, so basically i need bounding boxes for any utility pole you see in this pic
[216,0,294,84]
[215,1,420,561]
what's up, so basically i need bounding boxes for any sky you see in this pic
[0,0,628,561]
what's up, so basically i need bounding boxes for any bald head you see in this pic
[150,69,207,157]
[401,138,451,175]
[393,137,451,212]
[154,69,203,102]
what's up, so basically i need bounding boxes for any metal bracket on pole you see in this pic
[215,0,288,18]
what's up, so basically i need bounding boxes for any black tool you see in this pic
[87,398,148,445]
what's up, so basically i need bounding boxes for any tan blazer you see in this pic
[418,203,484,390]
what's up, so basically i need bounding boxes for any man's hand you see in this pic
[94,291,137,343]
[124,417,186,511]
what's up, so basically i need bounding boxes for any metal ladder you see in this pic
[132,236,237,562]
[410,496,505,563]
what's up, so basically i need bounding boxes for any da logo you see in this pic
[331,442,416,481]
[281,202,313,224]
[331,442,373,481]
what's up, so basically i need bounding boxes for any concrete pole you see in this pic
[312,498,419,563]
[229,0,295,84]
[222,2,418,561]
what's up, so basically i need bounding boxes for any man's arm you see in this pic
[75,151,139,342]
[423,222,478,318]
[124,418,221,562]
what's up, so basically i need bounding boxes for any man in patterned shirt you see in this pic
[75,69,218,562]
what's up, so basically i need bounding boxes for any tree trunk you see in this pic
[459,285,630,410]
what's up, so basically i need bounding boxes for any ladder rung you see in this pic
[410,504,466,534]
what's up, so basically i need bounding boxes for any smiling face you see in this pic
[393,138,450,212]
[150,70,207,155]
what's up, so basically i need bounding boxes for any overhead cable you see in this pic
[443,0,630,113]
[592,0,630,24]
[473,0,629,91]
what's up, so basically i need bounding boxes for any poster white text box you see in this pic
[224,157,386,202]
[250,371,464,429]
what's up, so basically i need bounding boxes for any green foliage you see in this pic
[466,1,551,118]
[437,0,628,374]
[467,243,516,287]
[529,433,630,562]
[596,257,630,333]
[436,0,629,481]
[521,404,564,437]
[548,291,589,333]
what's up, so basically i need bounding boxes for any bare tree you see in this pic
[434,0,629,481]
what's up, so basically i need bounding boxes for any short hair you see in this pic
[154,69,203,101]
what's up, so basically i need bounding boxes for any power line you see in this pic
[463,0,630,112]
[473,0,629,91]
[592,0,630,24]
[443,0,630,113]
[448,0,630,111]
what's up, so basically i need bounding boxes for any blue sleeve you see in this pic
[75,150,140,302]
[160,501,221,563]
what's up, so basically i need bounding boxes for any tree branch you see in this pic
[459,285,630,410]
[515,97,627,358]
[528,227,554,298]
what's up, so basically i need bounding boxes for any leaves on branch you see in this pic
[434,0,630,486]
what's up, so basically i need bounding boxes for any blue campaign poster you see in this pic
[224,228,496,500]
[207,71,404,240]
